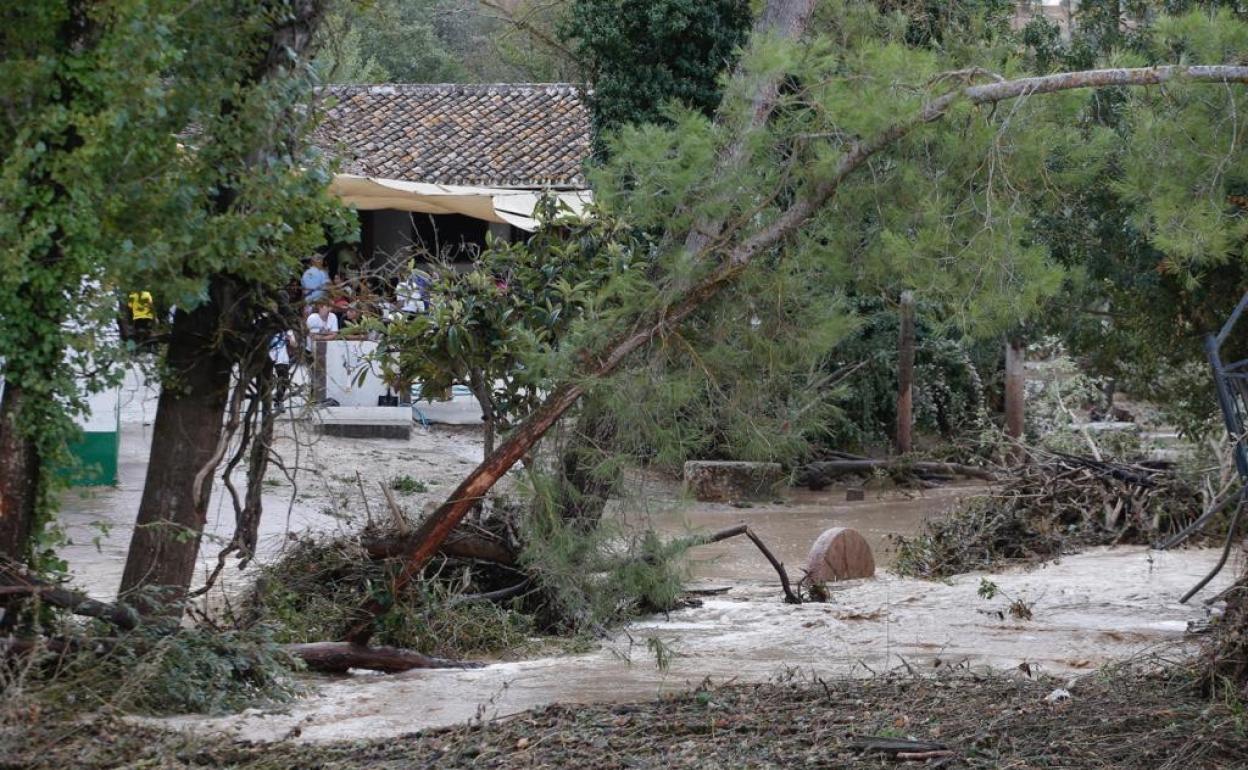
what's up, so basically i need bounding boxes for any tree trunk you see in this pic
[468,367,495,457]
[895,291,916,454]
[119,302,233,611]
[118,0,326,612]
[1004,336,1026,448]
[553,406,618,531]
[345,61,1248,642]
[0,386,39,564]
[283,642,483,673]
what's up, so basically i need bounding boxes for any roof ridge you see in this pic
[319,82,583,92]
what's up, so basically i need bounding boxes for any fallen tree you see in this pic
[347,49,1248,643]
[0,558,470,674]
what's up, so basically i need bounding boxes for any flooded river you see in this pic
[154,486,1235,744]
[59,399,1236,744]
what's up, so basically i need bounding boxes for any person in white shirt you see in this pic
[306,302,338,351]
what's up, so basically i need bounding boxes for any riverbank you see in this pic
[6,663,1240,769]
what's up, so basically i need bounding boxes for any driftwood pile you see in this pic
[892,452,1214,579]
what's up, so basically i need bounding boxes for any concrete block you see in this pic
[683,460,783,503]
[314,406,412,440]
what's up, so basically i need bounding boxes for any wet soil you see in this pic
[8,666,1243,769]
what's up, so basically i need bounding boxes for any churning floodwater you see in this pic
[152,481,1235,744]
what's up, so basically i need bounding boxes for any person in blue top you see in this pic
[301,254,330,304]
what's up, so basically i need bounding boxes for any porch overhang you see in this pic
[329,174,591,232]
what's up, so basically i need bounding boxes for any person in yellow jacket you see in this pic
[127,291,155,343]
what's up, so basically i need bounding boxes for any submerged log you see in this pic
[798,459,995,489]
[285,642,485,674]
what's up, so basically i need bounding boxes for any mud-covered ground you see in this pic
[6,666,1243,769]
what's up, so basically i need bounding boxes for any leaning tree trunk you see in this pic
[346,58,1248,641]
[119,301,233,610]
[0,386,39,564]
[344,0,821,643]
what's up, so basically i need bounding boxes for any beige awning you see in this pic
[329,174,591,231]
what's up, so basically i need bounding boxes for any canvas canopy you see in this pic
[329,174,591,232]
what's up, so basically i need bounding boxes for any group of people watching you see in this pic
[263,253,434,410]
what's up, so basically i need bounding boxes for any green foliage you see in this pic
[389,474,429,494]
[383,205,652,434]
[1020,3,1248,434]
[813,297,994,453]
[6,624,302,717]
[0,0,347,566]
[519,497,689,633]
[318,0,577,84]
[248,531,534,657]
[560,0,752,139]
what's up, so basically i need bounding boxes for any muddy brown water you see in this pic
[61,396,1236,743]
[151,483,1236,744]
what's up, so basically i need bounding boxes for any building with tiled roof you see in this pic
[316,83,591,190]
[313,82,593,276]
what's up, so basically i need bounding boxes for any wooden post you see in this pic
[895,291,915,454]
[1004,336,1026,448]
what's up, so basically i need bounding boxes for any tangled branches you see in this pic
[892,451,1220,579]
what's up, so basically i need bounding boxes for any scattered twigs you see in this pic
[283,642,484,673]
[893,451,1214,579]
[1156,487,1245,550]
[356,471,373,525]
[696,524,801,604]
[380,482,409,535]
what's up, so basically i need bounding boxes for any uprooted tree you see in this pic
[348,4,1248,642]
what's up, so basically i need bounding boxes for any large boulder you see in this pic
[804,527,875,583]
[683,461,784,503]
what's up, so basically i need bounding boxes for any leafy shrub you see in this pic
[4,624,303,717]
[389,475,429,494]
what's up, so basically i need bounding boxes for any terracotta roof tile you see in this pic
[315,84,591,189]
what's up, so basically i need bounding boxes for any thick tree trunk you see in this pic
[119,303,233,611]
[0,386,39,564]
[346,61,1248,642]
[118,0,326,612]
[895,291,916,454]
